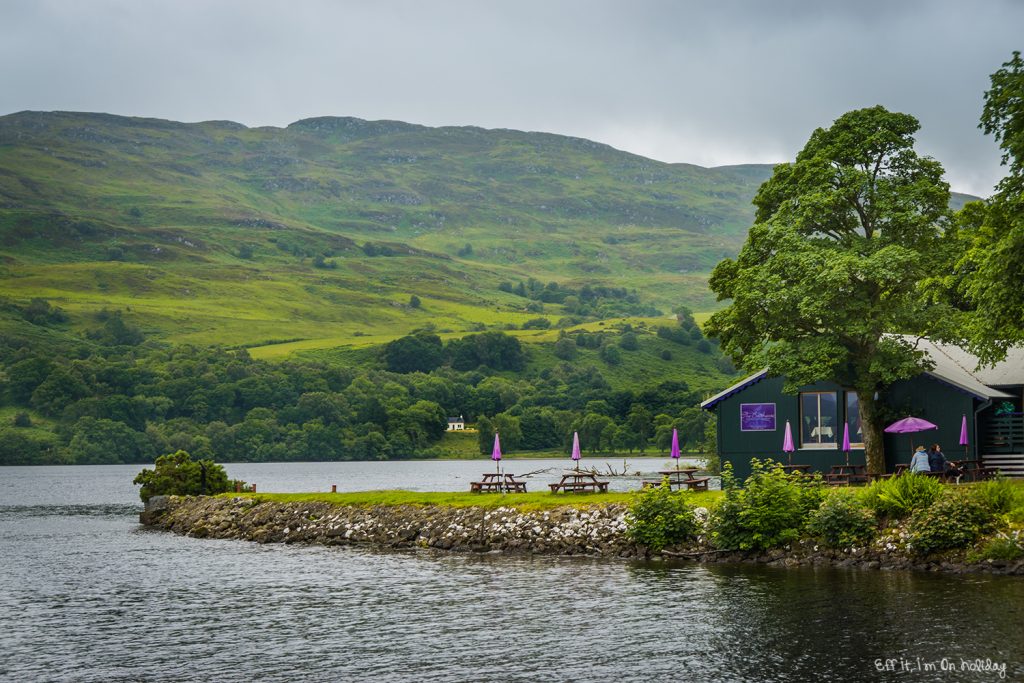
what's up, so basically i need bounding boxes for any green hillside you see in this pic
[0,110,779,351]
[0,111,982,466]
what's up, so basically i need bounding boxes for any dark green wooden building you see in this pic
[701,339,1024,479]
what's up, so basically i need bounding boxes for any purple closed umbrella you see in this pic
[884,417,938,462]
[670,428,681,470]
[842,423,851,465]
[491,432,502,474]
[571,431,581,470]
[782,420,795,465]
[959,414,969,458]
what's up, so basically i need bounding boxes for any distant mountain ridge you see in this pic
[0,110,980,351]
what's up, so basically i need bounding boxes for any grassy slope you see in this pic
[0,111,980,360]
[0,111,774,352]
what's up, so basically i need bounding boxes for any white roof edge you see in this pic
[700,369,769,409]
[923,370,1012,400]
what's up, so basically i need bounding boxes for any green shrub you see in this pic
[806,493,877,549]
[710,459,826,551]
[909,493,996,556]
[969,476,1024,515]
[625,481,700,551]
[860,472,943,519]
[967,534,1024,563]
[133,450,243,503]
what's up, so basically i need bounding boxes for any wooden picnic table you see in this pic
[470,472,527,493]
[826,463,869,486]
[780,464,813,474]
[549,471,609,494]
[642,469,710,491]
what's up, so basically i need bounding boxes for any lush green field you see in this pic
[226,488,724,511]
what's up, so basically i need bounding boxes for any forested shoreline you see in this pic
[0,318,719,466]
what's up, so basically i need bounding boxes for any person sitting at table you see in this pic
[930,443,963,480]
[910,445,931,473]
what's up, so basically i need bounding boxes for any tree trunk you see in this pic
[858,390,886,475]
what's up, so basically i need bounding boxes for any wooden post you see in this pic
[235,481,241,493]
[252,484,256,493]
[331,484,337,493]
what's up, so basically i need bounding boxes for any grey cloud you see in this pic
[1,0,1020,195]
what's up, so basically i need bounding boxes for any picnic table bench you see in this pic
[549,471,609,493]
[826,464,869,486]
[471,473,527,493]
[641,469,710,491]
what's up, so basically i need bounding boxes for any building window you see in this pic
[845,392,864,448]
[800,392,838,448]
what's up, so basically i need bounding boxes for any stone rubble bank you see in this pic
[141,495,641,557]
[141,495,1024,575]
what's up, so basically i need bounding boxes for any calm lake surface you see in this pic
[1,461,1022,682]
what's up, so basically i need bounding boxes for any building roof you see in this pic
[921,340,1024,388]
[700,337,1016,410]
[909,337,1013,400]
[700,369,769,409]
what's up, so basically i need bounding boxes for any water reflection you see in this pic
[0,466,1021,682]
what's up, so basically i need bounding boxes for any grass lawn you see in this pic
[224,488,725,511]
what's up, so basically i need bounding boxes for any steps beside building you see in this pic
[981,453,1024,478]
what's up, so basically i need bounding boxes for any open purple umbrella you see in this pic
[571,431,581,471]
[884,417,939,434]
[491,432,502,474]
[884,416,938,462]
[782,420,795,465]
[959,414,969,458]
[670,428,681,471]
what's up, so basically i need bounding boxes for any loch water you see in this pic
[1,461,1022,682]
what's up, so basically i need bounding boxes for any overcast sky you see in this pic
[2,0,1021,195]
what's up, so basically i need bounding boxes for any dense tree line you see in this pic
[0,326,715,465]
[497,278,661,318]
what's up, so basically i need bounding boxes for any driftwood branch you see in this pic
[659,549,733,558]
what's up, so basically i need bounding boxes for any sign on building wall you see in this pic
[740,403,777,431]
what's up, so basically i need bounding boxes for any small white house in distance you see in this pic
[447,415,466,431]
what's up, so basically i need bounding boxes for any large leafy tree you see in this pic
[705,106,954,474]
[951,51,1024,363]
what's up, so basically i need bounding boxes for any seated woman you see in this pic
[930,443,964,480]
[910,445,931,473]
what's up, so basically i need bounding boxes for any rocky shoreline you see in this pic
[141,495,1024,575]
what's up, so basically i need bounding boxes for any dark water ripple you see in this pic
[1,465,1023,682]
